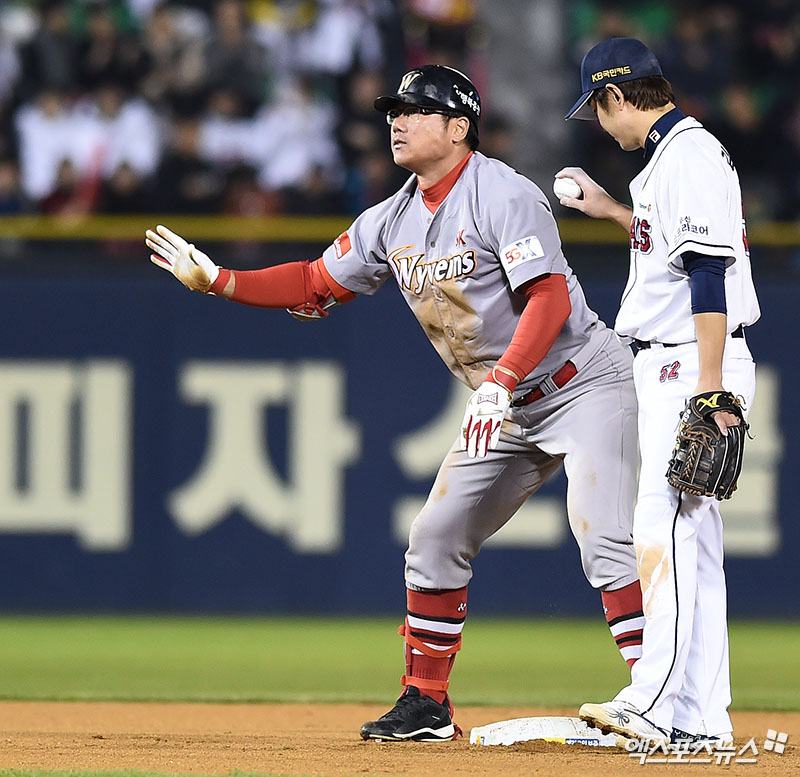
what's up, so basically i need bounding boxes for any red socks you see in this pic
[401,587,467,704]
[602,580,644,668]
[397,581,640,709]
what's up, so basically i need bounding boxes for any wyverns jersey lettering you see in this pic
[321,153,599,390]
[616,116,760,343]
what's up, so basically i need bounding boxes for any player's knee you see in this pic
[405,514,474,589]
[404,549,472,590]
[408,504,472,550]
[579,543,638,589]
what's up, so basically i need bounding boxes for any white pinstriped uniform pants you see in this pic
[616,334,756,736]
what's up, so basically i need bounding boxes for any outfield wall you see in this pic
[0,254,796,616]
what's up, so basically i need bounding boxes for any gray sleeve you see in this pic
[321,199,395,296]
[485,175,567,291]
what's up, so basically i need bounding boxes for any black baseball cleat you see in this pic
[360,686,459,742]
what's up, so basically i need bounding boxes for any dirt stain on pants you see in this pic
[636,544,670,617]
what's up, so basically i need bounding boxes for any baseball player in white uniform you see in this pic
[559,38,760,745]
[146,65,645,742]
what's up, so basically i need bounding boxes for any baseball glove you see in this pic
[666,391,749,500]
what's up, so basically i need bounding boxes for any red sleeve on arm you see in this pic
[490,273,572,392]
[207,258,356,310]
[313,259,356,303]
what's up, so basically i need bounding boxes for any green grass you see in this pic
[0,616,796,710]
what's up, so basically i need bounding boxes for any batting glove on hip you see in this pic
[460,379,512,458]
[146,224,219,293]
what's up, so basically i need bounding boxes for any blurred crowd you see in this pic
[0,1,799,221]
[568,0,800,221]
[0,0,474,218]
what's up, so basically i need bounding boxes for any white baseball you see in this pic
[553,176,583,200]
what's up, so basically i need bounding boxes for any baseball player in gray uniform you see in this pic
[146,65,644,742]
[559,38,760,746]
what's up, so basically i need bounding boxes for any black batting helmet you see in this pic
[374,65,481,143]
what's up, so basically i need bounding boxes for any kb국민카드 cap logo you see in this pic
[564,37,663,121]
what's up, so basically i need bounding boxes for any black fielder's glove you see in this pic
[666,391,749,500]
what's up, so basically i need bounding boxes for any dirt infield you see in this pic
[0,701,796,776]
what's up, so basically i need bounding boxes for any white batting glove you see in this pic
[145,224,219,293]
[460,379,512,458]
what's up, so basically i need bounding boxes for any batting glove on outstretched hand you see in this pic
[145,224,219,292]
[460,379,512,458]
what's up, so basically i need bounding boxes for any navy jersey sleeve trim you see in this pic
[684,251,727,314]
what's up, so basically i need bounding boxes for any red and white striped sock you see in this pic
[602,580,644,668]
[401,587,468,705]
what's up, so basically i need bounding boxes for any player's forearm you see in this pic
[686,253,728,390]
[609,203,633,232]
[209,259,355,309]
[210,262,310,307]
[694,312,727,389]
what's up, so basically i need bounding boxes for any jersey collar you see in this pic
[420,151,473,213]
[643,107,686,163]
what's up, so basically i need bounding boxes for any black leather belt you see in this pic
[634,324,744,351]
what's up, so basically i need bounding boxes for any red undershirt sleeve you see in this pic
[490,273,572,393]
[206,261,568,385]
[208,258,356,309]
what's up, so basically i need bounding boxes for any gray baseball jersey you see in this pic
[320,151,639,595]
[322,152,601,391]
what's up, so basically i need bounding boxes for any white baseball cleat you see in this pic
[579,700,670,743]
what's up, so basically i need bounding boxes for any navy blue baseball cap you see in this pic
[564,37,663,120]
